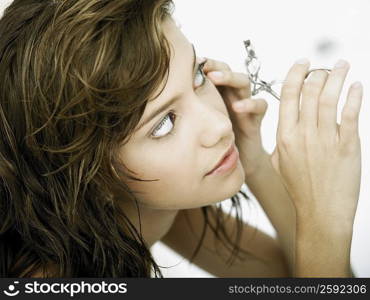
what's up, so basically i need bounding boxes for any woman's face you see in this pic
[119,18,245,210]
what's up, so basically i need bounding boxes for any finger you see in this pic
[207,70,251,98]
[318,59,350,133]
[231,98,268,133]
[339,81,363,142]
[300,70,329,128]
[278,58,311,134]
[232,98,267,117]
[202,58,231,73]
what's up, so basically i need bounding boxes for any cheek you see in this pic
[123,145,193,185]
[123,149,204,206]
[127,165,200,209]
[206,81,228,111]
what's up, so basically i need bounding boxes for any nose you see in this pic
[197,101,234,148]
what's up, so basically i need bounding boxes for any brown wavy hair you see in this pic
[0,0,252,277]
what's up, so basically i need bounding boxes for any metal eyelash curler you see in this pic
[243,40,331,101]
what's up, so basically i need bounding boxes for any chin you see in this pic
[226,162,245,196]
[208,163,246,205]
[223,159,245,189]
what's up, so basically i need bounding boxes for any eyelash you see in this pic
[150,59,208,140]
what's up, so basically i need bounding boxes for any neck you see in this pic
[118,200,179,248]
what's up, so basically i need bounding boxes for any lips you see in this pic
[206,144,234,175]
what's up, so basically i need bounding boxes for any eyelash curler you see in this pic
[243,40,332,101]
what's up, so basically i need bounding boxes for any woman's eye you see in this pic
[150,59,208,139]
[194,60,207,88]
[150,111,176,139]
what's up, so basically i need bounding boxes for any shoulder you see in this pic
[161,206,288,277]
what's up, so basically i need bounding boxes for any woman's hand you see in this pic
[203,58,269,175]
[271,58,363,229]
[203,58,298,276]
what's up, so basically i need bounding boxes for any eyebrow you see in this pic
[135,44,197,133]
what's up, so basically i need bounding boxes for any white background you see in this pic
[1,0,369,277]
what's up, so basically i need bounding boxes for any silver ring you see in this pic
[305,68,331,79]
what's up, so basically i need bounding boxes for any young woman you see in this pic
[0,0,362,277]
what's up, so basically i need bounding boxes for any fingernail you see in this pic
[209,71,223,79]
[352,81,362,89]
[334,59,348,69]
[197,56,207,64]
[295,58,309,65]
